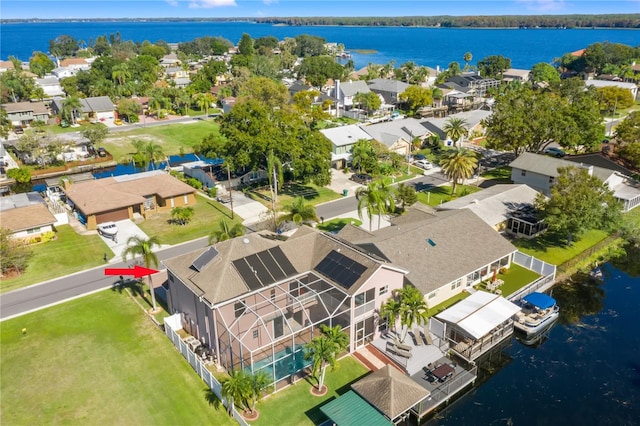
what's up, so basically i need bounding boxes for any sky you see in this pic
[2,0,639,20]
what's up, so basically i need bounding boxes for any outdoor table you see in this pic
[431,363,455,382]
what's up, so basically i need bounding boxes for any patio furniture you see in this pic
[393,339,412,352]
[422,326,434,345]
[413,328,423,346]
[431,363,455,382]
[386,341,412,359]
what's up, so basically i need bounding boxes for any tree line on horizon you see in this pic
[2,14,640,28]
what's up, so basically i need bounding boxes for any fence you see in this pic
[164,316,249,426]
[512,251,556,278]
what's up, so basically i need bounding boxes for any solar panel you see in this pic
[232,258,263,291]
[258,250,285,281]
[269,247,297,276]
[245,253,273,286]
[314,250,367,290]
[191,247,219,272]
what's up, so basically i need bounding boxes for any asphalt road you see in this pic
[0,237,209,321]
[316,171,449,219]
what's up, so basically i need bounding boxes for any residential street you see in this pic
[0,237,209,321]
[0,170,451,321]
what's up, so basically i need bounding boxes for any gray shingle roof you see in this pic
[509,152,615,182]
[437,184,542,228]
[340,209,517,294]
[359,118,430,144]
[421,110,492,139]
[320,124,373,148]
[367,78,411,94]
[339,80,371,97]
[81,96,115,113]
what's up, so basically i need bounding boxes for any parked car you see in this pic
[349,173,373,184]
[97,147,107,157]
[412,154,427,162]
[414,159,433,170]
[13,126,24,134]
[543,147,566,158]
[97,222,118,239]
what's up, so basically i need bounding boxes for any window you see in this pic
[520,170,526,176]
[549,176,554,184]
[270,288,276,302]
[428,291,437,299]
[184,194,189,204]
[379,285,388,296]
[253,330,259,339]
[234,301,245,318]
[354,288,376,317]
[450,278,462,290]
[27,227,41,234]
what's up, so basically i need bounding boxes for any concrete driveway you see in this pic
[328,168,366,197]
[99,219,154,263]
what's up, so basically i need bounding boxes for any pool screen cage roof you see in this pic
[217,271,352,365]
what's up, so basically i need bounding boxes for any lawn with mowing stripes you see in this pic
[0,290,234,426]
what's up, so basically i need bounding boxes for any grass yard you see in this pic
[513,229,610,266]
[1,225,111,293]
[253,357,369,426]
[427,291,470,317]
[249,182,342,210]
[0,290,233,426]
[137,194,241,245]
[476,263,541,297]
[416,184,482,207]
[480,166,512,182]
[101,121,221,162]
[317,218,363,233]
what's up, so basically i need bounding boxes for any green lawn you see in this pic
[480,166,512,182]
[101,121,221,162]
[1,225,111,293]
[0,290,233,425]
[476,263,541,297]
[513,229,610,266]
[137,194,241,245]
[317,217,363,233]
[416,184,482,207]
[248,183,342,210]
[253,357,369,426]
[427,291,470,317]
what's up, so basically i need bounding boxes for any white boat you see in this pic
[513,292,560,337]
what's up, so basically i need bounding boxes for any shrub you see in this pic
[208,186,217,198]
[185,177,202,190]
[39,231,56,243]
[499,267,509,274]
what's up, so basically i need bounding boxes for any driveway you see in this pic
[99,219,154,262]
[327,168,368,197]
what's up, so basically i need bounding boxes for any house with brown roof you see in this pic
[162,226,408,391]
[0,60,15,73]
[62,170,196,229]
[0,192,57,239]
[1,101,50,126]
[59,58,90,70]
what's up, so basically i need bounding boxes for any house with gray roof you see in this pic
[367,78,411,105]
[334,79,371,110]
[438,184,547,239]
[51,96,115,122]
[162,226,408,391]
[510,152,640,212]
[35,76,64,97]
[360,117,431,156]
[421,109,492,143]
[338,208,518,308]
[585,79,638,99]
[320,124,373,169]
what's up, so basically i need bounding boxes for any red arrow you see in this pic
[105,265,159,279]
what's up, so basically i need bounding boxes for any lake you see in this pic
[426,263,640,426]
[2,21,639,70]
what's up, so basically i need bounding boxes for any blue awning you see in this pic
[523,292,556,309]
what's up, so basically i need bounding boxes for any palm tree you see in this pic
[61,96,82,125]
[356,181,396,231]
[267,150,283,204]
[279,197,318,225]
[463,51,473,71]
[247,370,272,415]
[209,218,245,244]
[439,148,479,195]
[320,324,349,354]
[122,235,161,312]
[143,140,165,169]
[148,91,168,119]
[380,295,402,335]
[443,117,469,147]
[304,326,347,393]
[221,369,251,415]
[111,62,131,86]
[398,286,429,343]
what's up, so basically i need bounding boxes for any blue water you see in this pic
[428,264,640,426]
[1,21,639,69]
[91,153,222,179]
